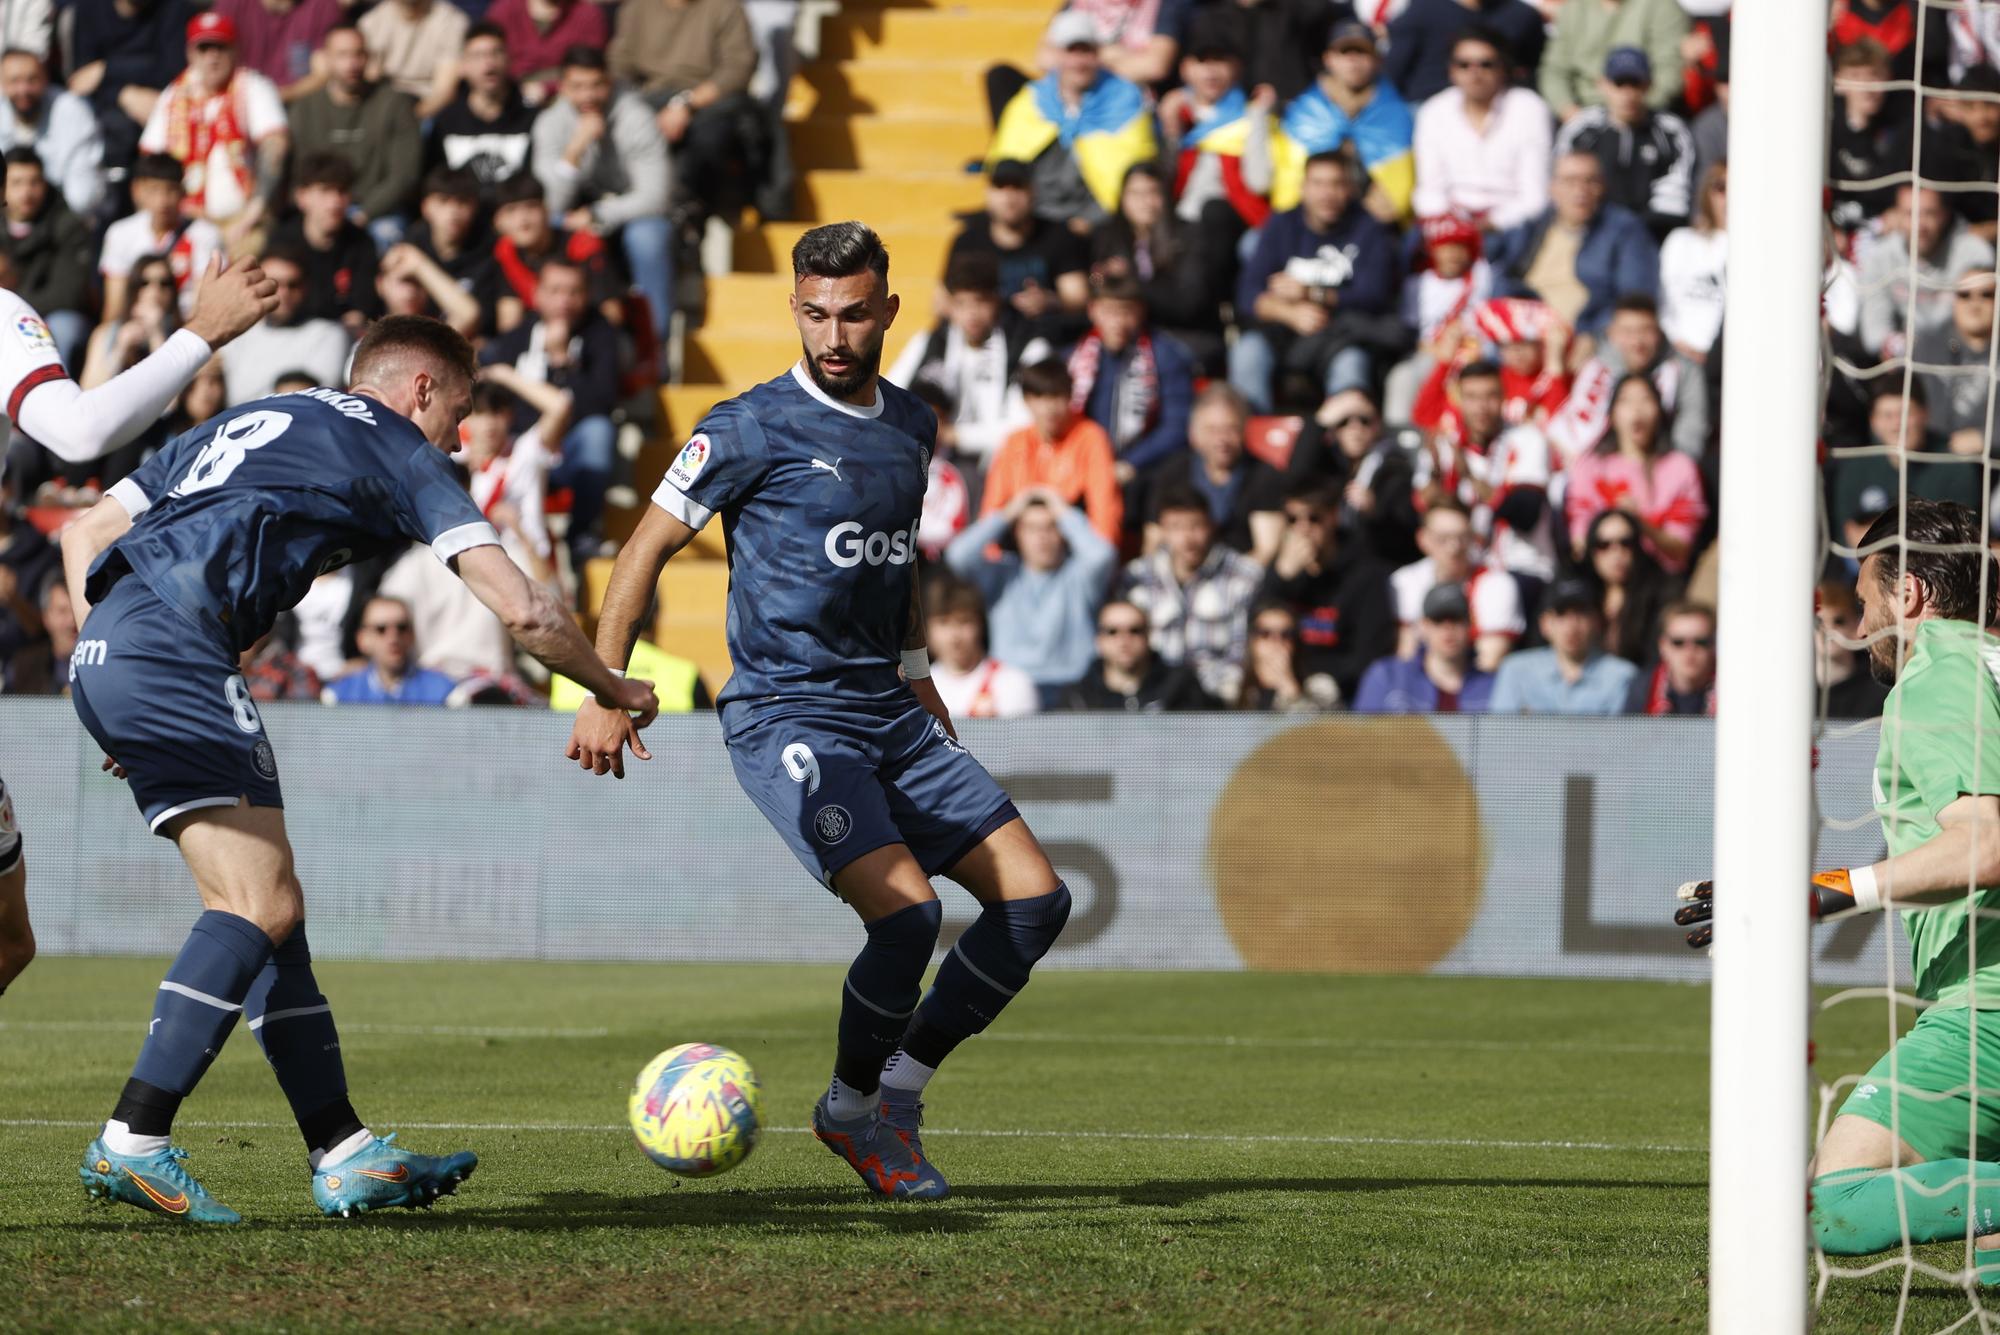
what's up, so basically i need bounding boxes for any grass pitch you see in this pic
[0,959,1969,1332]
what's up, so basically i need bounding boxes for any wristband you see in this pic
[608,668,624,678]
[900,649,931,680]
[1849,864,1882,912]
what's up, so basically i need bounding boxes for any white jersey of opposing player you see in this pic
[0,286,69,424]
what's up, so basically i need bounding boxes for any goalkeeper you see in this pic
[1677,498,2000,1270]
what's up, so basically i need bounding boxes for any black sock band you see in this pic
[898,1015,967,1070]
[111,1078,183,1137]
[298,1096,365,1156]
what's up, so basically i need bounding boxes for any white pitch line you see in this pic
[0,1021,613,1039]
[0,1117,1703,1155]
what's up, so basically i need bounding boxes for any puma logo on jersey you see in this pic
[811,457,844,482]
[824,520,919,568]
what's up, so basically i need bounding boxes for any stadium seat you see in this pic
[1245,416,1305,471]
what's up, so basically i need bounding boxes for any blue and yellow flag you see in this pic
[1270,82,1414,218]
[987,71,1159,216]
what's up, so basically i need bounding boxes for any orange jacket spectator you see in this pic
[981,415,1124,548]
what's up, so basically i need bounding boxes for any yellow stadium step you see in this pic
[660,383,735,437]
[837,0,1053,11]
[794,59,994,119]
[702,272,798,329]
[732,219,959,283]
[797,168,986,223]
[818,9,1049,62]
[788,113,990,173]
[581,556,734,694]
[683,330,803,386]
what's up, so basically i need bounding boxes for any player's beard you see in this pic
[804,337,883,400]
[1867,637,1899,686]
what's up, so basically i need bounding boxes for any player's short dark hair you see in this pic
[469,381,513,416]
[272,369,318,392]
[350,314,478,391]
[1610,293,1660,321]
[2,146,42,174]
[1858,499,2000,624]
[1456,358,1502,384]
[1154,482,1213,523]
[295,151,355,193]
[561,44,607,72]
[1016,357,1072,400]
[132,152,184,186]
[492,172,546,210]
[422,165,480,203]
[943,252,1001,296]
[465,20,506,45]
[792,221,889,284]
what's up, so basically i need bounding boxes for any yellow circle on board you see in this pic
[1206,718,1487,972]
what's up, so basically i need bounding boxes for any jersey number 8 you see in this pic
[173,411,295,499]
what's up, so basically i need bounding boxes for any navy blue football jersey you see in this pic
[650,364,935,722]
[90,388,498,653]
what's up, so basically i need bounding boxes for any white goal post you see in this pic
[1708,1,1828,1329]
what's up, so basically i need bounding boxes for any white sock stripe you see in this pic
[949,942,1019,998]
[156,980,243,1013]
[842,978,916,1020]
[246,1004,331,1032]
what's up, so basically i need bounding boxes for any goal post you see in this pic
[1708,1,1829,1329]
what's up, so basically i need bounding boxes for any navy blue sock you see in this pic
[904,884,1072,1067]
[833,899,943,1094]
[116,910,274,1134]
[244,927,362,1156]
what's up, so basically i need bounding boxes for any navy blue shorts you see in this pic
[725,700,1018,889]
[70,577,283,835]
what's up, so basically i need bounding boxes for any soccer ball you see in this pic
[628,1043,764,1178]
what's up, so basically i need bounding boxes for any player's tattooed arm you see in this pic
[569,503,702,778]
[60,490,134,625]
[904,576,959,742]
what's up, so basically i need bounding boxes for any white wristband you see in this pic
[1849,864,1882,912]
[608,668,625,678]
[900,649,931,680]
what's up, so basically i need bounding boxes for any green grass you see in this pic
[0,959,1976,1332]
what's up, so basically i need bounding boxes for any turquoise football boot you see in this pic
[80,1136,242,1223]
[311,1133,477,1218]
[811,1095,950,1200]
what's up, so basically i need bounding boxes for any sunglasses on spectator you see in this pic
[1667,636,1714,649]
[1333,414,1377,430]
[1098,622,1147,637]
[1592,535,1637,551]
[1453,57,1498,70]
[365,621,414,634]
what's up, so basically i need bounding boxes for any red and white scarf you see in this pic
[1068,329,1157,451]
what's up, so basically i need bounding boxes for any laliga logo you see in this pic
[824,520,920,568]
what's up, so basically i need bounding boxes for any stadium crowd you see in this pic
[0,0,1960,719]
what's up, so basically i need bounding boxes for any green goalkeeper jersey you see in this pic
[1877,619,2000,1006]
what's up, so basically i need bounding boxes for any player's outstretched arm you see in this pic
[570,503,701,778]
[454,543,658,725]
[903,574,957,741]
[59,490,134,626]
[15,256,277,463]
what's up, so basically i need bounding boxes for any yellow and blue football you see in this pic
[628,1043,764,1178]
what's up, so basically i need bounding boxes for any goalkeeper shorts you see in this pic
[1837,1005,2000,1162]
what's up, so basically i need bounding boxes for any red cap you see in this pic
[1418,213,1481,257]
[187,12,238,45]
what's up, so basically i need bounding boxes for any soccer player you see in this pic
[1676,498,2000,1274]
[567,222,1072,1201]
[0,254,279,1003]
[57,315,659,1223]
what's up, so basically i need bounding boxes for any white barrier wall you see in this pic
[0,702,1911,986]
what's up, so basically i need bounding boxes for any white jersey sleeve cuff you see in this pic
[106,476,152,518]
[431,520,501,562]
[650,477,713,530]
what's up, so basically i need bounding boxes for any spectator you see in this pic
[1546,294,1708,462]
[1817,576,1888,720]
[1384,2,1545,104]
[0,461,49,666]
[1578,507,1675,665]
[1235,599,1339,711]
[69,0,192,173]
[375,241,482,335]
[214,0,342,99]
[378,538,513,680]
[287,24,423,247]
[986,10,1156,229]
[488,0,608,105]
[1858,185,1997,362]
[1194,0,1328,104]
[1829,381,1984,552]
[1832,0,1946,90]
[1689,54,1727,188]
[265,152,379,335]
[1564,374,1706,574]
[1272,22,1414,225]
[1034,0,1186,89]
[530,45,673,353]
[1829,39,1906,236]
[1143,382,1286,562]
[1488,151,1659,338]
[1231,147,1402,415]
[924,575,1040,718]
[10,567,76,694]
[99,152,221,321]
[1156,19,1274,283]
[1058,596,1216,711]
[174,356,229,435]
[981,356,1123,547]
[1552,48,1696,240]
[459,379,559,588]
[74,253,180,489]
[907,379,980,562]
[477,170,617,334]
[0,148,89,363]
[1253,477,1395,702]
[322,595,458,704]
[1413,358,1560,581]
[944,485,1119,705]
[945,158,1090,346]
[1410,30,1552,233]
[426,23,537,197]
[1285,387,1422,568]
[1090,161,1227,374]
[406,166,493,292]
[886,252,1048,467]
[1069,270,1196,497]
[1537,0,1688,123]
[1388,213,1495,421]
[0,50,102,218]
[1352,583,1497,713]
[478,255,621,568]
[240,627,323,701]
[1914,267,2000,456]
[1487,575,1638,714]
[1657,162,1727,366]
[1928,66,2000,240]
[220,244,353,403]
[1411,297,1571,437]
[1624,598,1714,715]
[1390,499,1523,671]
[608,0,762,223]
[1119,481,1266,701]
[140,12,289,253]
[358,0,468,118]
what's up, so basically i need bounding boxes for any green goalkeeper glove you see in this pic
[1673,868,1881,949]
